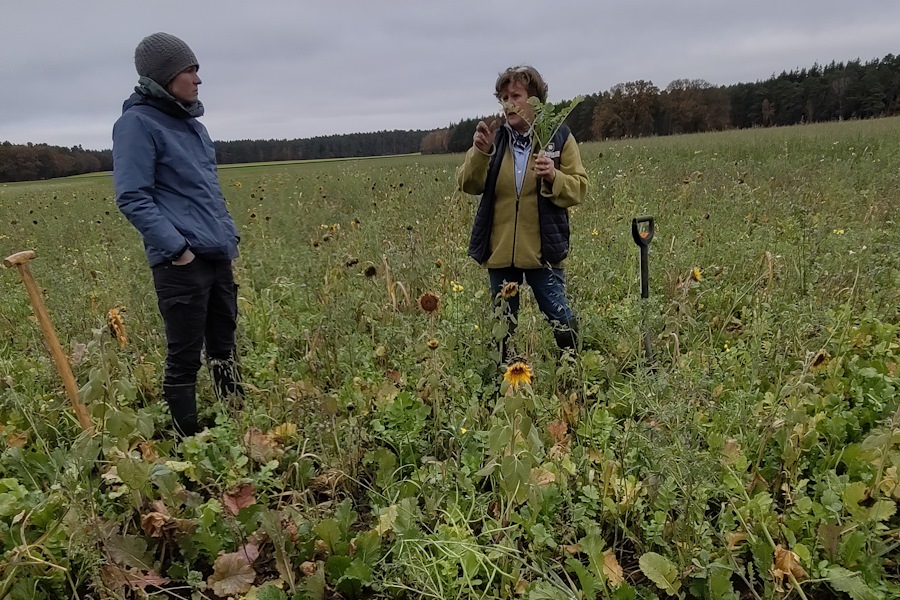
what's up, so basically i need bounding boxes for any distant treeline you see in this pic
[214,130,428,164]
[423,54,900,153]
[0,142,112,183]
[2,53,899,182]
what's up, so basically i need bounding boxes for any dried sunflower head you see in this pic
[499,281,519,299]
[106,306,128,348]
[418,291,440,314]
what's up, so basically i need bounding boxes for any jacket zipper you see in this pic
[511,186,522,266]
[510,149,524,266]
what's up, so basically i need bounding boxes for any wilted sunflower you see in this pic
[499,281,519,299]
[106,306,128,348]
[418,291,440,314]
[503,360,533,389]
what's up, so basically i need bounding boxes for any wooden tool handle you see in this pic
[3,250,36,268]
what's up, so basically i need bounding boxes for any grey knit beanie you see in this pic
[134,32,199,87]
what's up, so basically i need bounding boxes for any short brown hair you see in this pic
[494,65,549,103]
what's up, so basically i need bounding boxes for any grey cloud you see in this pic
[1,0,898,150]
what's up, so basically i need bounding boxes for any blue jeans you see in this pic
[488,266,575,327]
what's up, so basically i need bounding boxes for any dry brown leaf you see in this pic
[244,427,279,463]
[564,544,582,555]
[308,469,344,496]
[772,544,808,590]
[138,441,159,461]
[603,550,624,587]
[725,531,748,550]
[547,420,569,445]
[141,511,170,538]
[223,482,256,516]
[514,577,528,596]
[207,552,256,597]
[530,467,556,487]
[548,442,570,461]
[721,439,741,465]
[101,565,170,591]
[5,431,27,447]
[239,543,260,564]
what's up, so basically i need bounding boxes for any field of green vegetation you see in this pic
[1,118,899,599]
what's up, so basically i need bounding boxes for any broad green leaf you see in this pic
[375,504,398,536]
[867,499,896,522]
[841,530,867,565]
[843,482,868,518]
[352,530,382,566]
[315,519,342,553]
[325,554,352,582]
[335,498,358,534]
[639,552,681,595]
[255,584,288,600]
[708,564,737,598]
[527,579,574,600]
[565,558,598,599]
[105,533,154,570]
[116,455,150,491]
[824,567,882,600]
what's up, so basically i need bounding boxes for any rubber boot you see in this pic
[164,383,198,437]
[553,318,580,356]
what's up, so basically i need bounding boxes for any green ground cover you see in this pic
[0,118,898,599]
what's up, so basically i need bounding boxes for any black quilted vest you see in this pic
[467,125,572,265]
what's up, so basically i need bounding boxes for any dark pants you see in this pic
[489,266,575,324]
[488,266,578,358]
[151,257,238,387]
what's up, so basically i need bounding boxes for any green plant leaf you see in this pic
[867,499,896,522]
[315,518,344,554]
[256,584,288,600]
[565,557,598,599]
[639,552,681,595]
[105,534,154,570]
[824,567,882,600]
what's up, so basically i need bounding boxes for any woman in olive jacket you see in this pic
[458,65,588,364]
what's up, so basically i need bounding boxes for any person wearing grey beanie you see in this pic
[112,32,244,438]
[135,32,199,88]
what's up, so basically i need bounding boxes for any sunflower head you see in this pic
[499,281,519,300]
[106,306,128,348]
[503,360,533,390]
[418,291,440,314]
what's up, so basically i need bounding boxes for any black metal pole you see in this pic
[640,245,649,300]
[632,216,655,361]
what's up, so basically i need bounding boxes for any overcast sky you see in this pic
[1,1,898,150]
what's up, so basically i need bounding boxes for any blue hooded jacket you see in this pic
[112,92,239,267]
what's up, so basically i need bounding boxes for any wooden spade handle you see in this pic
[3,250,36,268]
[3,250,93,432]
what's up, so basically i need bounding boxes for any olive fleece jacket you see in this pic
[457,134,588,269]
